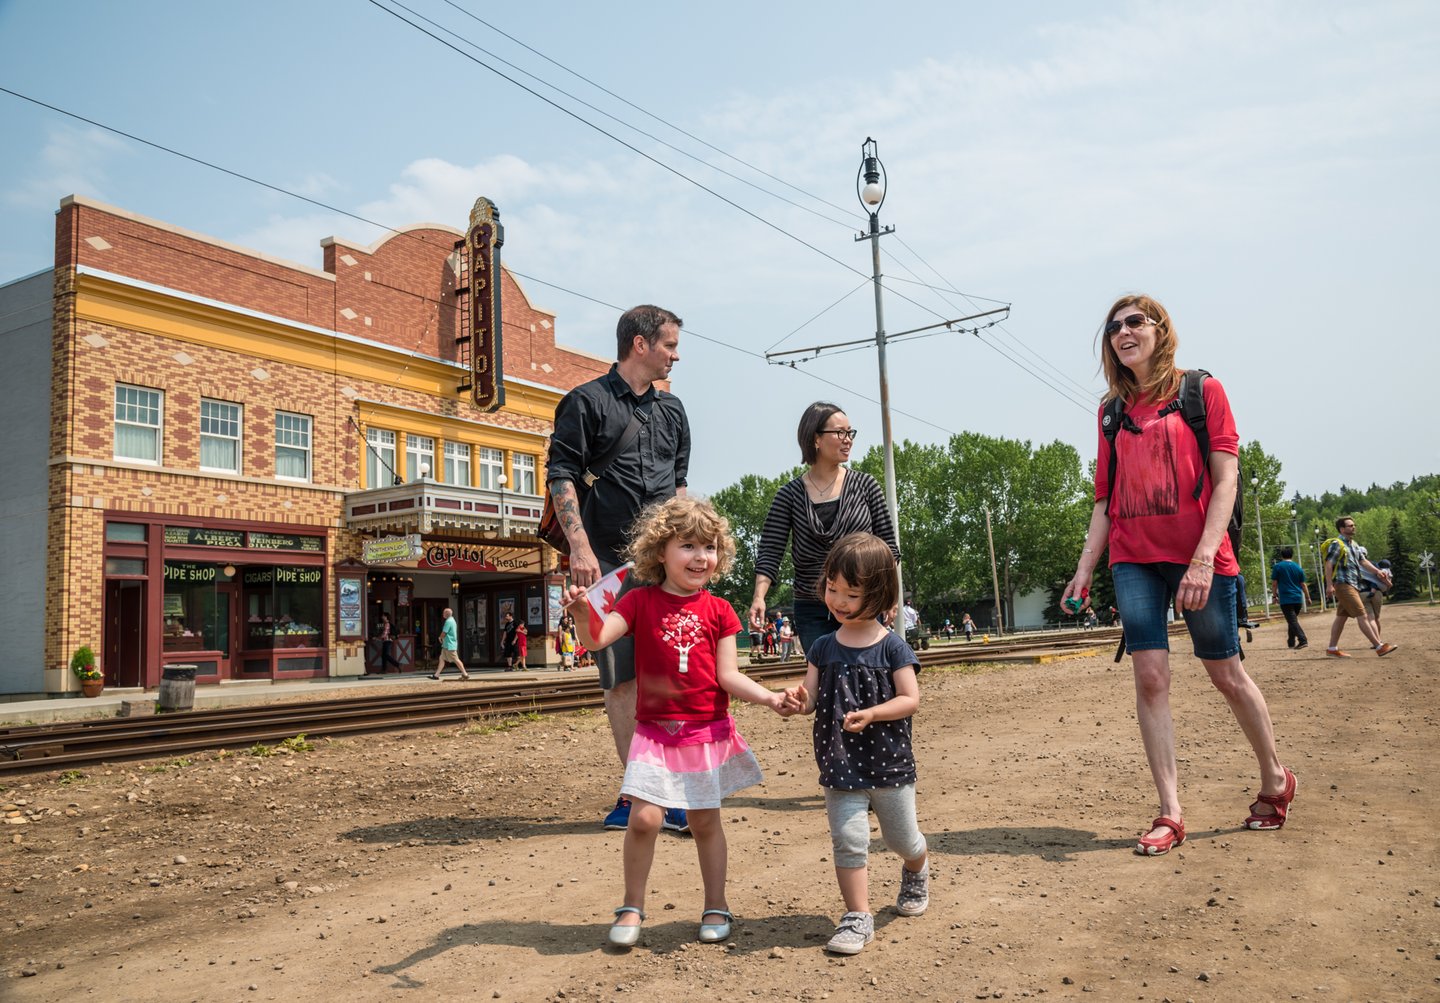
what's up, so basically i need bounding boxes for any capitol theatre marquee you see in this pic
[466,196,505,412]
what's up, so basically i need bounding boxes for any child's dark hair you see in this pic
[815,532,898,621]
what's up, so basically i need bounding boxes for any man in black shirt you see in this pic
[546,304,691,832]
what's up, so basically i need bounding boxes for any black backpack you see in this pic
[1102,369,1250,660]
[1100,368,1243,554]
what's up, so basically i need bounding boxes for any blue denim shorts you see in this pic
[1111,562,1240,661]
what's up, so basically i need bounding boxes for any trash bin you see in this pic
[158,664,197,713]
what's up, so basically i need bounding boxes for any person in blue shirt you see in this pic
[1268,547,1309,649]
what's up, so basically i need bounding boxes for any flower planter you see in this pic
[80,678,104,698]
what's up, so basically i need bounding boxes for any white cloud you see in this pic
[3,125,129,209]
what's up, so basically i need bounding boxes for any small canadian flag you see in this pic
[582,563,632,636]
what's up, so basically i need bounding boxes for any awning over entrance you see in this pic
[344,479,542,537]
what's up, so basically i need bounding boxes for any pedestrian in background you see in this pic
[1269,546,1309,649]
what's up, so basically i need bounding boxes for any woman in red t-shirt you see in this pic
[567,496,793,949]
[1061,294,1295,857]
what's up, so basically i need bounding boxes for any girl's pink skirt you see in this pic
[620,717,762,810]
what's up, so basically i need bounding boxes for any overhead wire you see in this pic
[384,0,859,232]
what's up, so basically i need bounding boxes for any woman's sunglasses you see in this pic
[1105,313,1156,337]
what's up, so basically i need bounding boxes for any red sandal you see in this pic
[1135,816,1185,856]
[1245,767,1296,830]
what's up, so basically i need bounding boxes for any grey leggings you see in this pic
[825,784,926,869]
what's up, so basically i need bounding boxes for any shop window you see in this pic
[243,567,323,649]
[115,384,162,463]
[200,399,242,473]
[365,428,396,489]
[511,453,537,495]
[443,441,471,486]
[105,557,145,576]
[406,434,435,481]
[163,562,227,653]
[275,411,311,481]
[478,446,503,490]
[105,522,147,543]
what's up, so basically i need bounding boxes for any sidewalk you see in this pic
[0,664,599,727]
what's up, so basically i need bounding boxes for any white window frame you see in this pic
[114,383,163,464]
[406,434,436,481]
[443,441,471,486]
[275,411,312,482]
[478,446,504,491]
[366,428,397,489]
[511,453,537,495]
[199,398,243,474]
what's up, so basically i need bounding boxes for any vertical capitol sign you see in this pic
[467,196,506,412]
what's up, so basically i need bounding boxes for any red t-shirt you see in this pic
[1094,375,1241,576]
[612,586,742,722]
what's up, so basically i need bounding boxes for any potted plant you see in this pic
[70,646,103,698]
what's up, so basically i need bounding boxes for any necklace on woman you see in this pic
[808,467,842,498]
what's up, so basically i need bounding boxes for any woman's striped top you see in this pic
[754,469,899,600]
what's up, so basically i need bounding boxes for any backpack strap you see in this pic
[1100,397,1125,516]
[1177,369,1211,500]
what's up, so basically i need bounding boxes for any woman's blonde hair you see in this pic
[624,496,736,585]
[1097,293,1182,405]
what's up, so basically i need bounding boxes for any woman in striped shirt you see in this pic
[748,402,900,655]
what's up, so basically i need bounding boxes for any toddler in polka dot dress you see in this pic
[781,532,929,955]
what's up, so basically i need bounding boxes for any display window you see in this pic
[243,566,324,649]
[163,562,229,653]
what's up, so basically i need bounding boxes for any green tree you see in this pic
[1385,513,1417,601]
[707,468,802,613]
[855,433,1089,628]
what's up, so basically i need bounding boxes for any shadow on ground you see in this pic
[342,815,599,843]
[371,912,839,986]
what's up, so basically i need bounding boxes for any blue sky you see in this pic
[2,1,1436,499]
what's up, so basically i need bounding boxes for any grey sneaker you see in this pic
[826,911,875,955]
[896,863,929,916]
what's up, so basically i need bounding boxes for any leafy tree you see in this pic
[854,433,1089,628]
[707,469,802,613]
[1385,513,1417,601]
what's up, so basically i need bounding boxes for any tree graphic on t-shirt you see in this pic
[660,610,704,673]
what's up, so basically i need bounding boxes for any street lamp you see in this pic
[497,471,508,538]
[1313,526,1326,610]
[856,137,905,624]
[1251,475,1269,617]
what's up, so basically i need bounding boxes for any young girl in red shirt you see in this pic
[567,496,793,948]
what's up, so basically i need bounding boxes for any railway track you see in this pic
[0,626,1146,774]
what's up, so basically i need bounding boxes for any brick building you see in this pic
[0,195,611,699]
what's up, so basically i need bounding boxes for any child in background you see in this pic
[514,620,528,668]
[782,532,928,955]
[567,496,793,948]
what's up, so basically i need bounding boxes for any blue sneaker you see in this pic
[662,807,690,834]
[603,797,632,830]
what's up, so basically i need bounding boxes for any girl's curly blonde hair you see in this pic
[623,496,736,585]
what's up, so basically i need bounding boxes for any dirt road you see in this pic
[4,605,1437,1001]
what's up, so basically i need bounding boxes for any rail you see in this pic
[0,625,1181,774]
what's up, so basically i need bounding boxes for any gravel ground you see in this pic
[3,604,1437,1002]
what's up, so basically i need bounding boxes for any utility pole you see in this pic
[984,505,1003,636]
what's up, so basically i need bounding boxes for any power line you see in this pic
[440,0,864,224]
[385,0,858,231]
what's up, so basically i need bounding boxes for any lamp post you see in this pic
[497,472,508,539]
[1250,475,1269,617]
[1313,527,1325,610]
[856,137,904,623]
